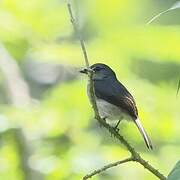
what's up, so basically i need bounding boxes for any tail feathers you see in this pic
[134,118,153,150]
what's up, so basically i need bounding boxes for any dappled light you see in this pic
[0,0,179,180]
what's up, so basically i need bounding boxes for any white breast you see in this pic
[96,98,123,120]
[87,81,131,123]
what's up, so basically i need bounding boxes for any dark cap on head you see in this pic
[90,63,111,69]
[90,63,116,77]
[80,63,116,78]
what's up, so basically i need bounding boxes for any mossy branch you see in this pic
[67,2,167,180]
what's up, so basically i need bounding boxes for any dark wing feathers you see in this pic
[123,96,138,118]
[94,79,138,119]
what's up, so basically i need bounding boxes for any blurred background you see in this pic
[0,0,180,179]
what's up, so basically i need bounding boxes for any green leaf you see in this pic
[168,160,180,180]
[177,78,180,97]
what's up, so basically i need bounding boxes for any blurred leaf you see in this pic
[169,1,180,10]
[0,1,180,179]
[177,78,180,97]
[168,160,180,180]
[147,1,180,25]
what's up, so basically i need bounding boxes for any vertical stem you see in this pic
[67,3,89,68]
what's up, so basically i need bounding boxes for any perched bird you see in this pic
[80,63,153,149]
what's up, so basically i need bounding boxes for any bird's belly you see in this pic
[96,98,124,121]
[87,82,130,122]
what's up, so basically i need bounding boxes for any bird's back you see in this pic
[93,77,138,120]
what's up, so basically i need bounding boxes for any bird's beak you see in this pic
[79,68,88,74]
[80,67,95,74]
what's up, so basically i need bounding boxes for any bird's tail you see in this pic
[134,118,153,150]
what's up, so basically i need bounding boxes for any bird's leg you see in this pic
[99,116,107,128]
[102,116,107,121]
[100,116,107,127]
[113,120,121,132]
[108,120,121,138]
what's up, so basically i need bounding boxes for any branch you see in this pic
[84,110,167,180]
[67,3,89,68]
[67,2,167,180]
[83,157,134,180]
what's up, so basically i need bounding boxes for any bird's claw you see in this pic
[110,120,120,137]
[98,116,107,128]
[114,120,120,132]
[114,126,120,133]
[109,126,119,138]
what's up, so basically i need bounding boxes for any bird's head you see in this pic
[80,63,116,80]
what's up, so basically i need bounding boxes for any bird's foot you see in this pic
[113,126,119,133]
[98,116,107,128]
[102,117,107,122]
[113,120,121,133]
[110,126,119,138]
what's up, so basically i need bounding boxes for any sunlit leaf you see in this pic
[169,1,180,10]
[176,78,180,97]
[147,1,180,25]
[168,160,180,180]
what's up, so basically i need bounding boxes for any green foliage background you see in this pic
[0,0,180,179]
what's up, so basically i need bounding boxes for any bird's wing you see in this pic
[94,79,153,149]
[94,80,138,119]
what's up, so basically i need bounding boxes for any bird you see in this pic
[80,63,153,149]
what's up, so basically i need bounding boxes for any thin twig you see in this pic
[83,157,134,180]
[67,3,89,68]
[67,2,167,180]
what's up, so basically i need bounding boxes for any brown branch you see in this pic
[85,105,167,180]
[67,2,167,180]
[83,157,134,180]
